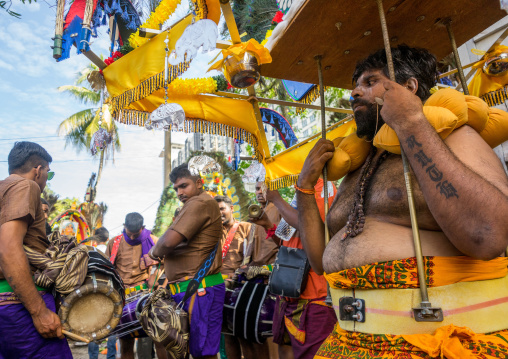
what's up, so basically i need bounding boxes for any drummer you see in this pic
[150,163,225,359]
[0,141,72,358]
[298,45,508,358]
[105,212,166,359]
[215,195,269,359]
[249,182,280,267]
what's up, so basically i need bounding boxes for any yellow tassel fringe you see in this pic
[116,110,262,162]
[481,86,508,107]
[110,61,191,115]
[295,85,326,115]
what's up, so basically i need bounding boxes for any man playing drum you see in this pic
[297,45,508,358]
[215,195,271,359]
[150,163,225,359]
[105,212,165,359]
[249,181,280,267]
[0,141,72,359]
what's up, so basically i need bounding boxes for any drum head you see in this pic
[59,273,123,341]
[67,293,115,334]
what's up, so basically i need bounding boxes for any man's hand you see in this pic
[32,306,64,339]
[379,80,425,132]
[265,189,282,204]
[249,211,273,231]
[298,139,335,189]
[148,247,160,262]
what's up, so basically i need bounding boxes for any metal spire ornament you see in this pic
[145,30,186,132]
[90,88,112,155]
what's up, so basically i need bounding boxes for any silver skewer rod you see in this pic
[375,0,429,304]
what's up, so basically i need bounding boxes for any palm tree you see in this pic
[57,64,121,184]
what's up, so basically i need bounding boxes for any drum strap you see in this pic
[109,234,123,265]
[180,242,219,304]
[222,222,240,260]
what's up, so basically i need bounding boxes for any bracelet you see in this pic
[265,224,277,239]
[294,184,315,195]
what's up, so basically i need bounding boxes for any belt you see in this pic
[331,274,508,335]
[168,273,224,295]
[0,279,46,293]
[125,282,148,295]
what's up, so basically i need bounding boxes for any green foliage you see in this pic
[42,185,60,218]
[325,87,352,124]
[119,43,135,56]
[223,0,278,43]
[49,197,82,223]
[58,63,121,184]
[152,185,180,237]
[0,0,34,18]
[213,74,229,92]
[278,186,295,203]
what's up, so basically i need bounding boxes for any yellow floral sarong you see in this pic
[315,256,508,359]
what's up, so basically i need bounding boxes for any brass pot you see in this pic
[223,51,261,88]
[483,53,508,77]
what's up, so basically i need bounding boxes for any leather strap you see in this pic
[222,222,240,260]
[109,234,123,264]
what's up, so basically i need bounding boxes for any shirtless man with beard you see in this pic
[297,45,508,358]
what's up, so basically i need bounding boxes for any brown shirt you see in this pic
[105,234,158,286]
[0,175,48,280]
[221,221,252,276]
[250,202,281,266]
[165,191,222,282]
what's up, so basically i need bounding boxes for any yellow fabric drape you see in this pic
[324,256,508,290]
[263,120,357,189]
[315,323,508,359]
[317,256,508,359]
[115,95,266,160]
[104,15,193,114]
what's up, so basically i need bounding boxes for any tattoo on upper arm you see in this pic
[406,135,459,199]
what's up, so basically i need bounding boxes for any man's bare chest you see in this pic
[327,152,440,235]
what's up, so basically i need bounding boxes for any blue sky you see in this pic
[0,1,220,235]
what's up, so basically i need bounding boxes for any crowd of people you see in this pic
[1,45,508,359]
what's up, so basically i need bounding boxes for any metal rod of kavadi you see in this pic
[314,55,330,245]
[375,0,443,322]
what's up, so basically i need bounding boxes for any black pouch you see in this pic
[268,246,310,298]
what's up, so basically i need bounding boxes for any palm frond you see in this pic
[58,85,100,106]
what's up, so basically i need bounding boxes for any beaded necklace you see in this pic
[341,147,390,240]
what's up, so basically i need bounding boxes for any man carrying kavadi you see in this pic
[297,45,508,358]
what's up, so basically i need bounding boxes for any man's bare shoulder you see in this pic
[445,125,508,196]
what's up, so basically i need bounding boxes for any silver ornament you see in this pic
[145,103,186,131]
